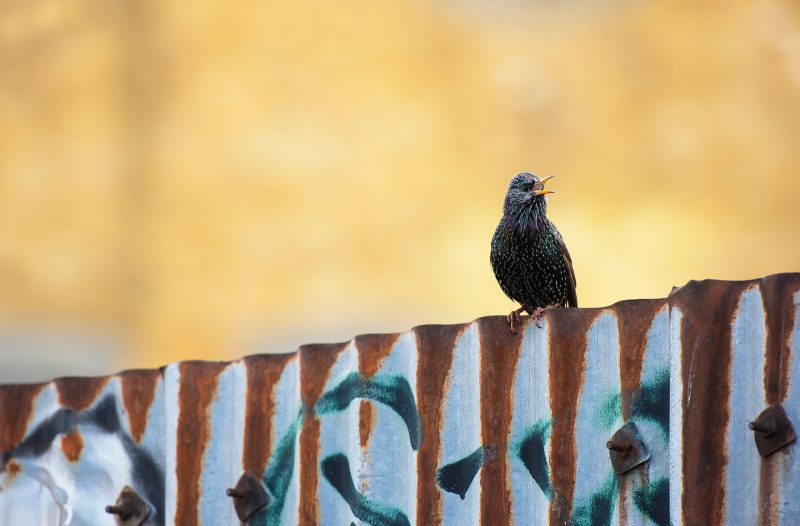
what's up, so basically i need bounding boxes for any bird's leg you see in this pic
[506,306,528,334]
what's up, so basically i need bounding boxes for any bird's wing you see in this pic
[553,226,578,308]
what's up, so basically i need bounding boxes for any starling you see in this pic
[490,172,577,333]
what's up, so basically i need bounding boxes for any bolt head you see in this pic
[751,403,796,457]
[607,421,650,475]
[105,486,150,526]
[227,472,270,521]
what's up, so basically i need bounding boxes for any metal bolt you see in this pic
[104,486,150,525]
[749,419,777,437]
[226,487,247,499]
[749,403,796,457]
[606,422,650,475]
[606,440,632,458]
[226,472,270,522]
[105,505,132,520]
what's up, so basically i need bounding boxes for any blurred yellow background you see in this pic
[1,0,799,381]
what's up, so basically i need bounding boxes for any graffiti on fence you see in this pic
[0,341,670,526]
[0,394,164,524]
[3,274,799,525]
[321,453,411,526]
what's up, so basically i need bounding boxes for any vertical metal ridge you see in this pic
[757,275,800,525]
[546,307,599,524]
[509,316,552,524]
[298,342,348,525]
[631,303,670,526]
[316,341,360,523]
[173,360,228,525]
[242,353,296,478]
[613,299,668,421]
[571,311,621,523]
[355,333,400,449]
[198,363,247,524]
[439,322,481,524]
[758,274,800,404]
[758,459,780,526]
[669,303,684,525]
[475,316,524,525]
[670,279,751,525]
[614,302,657,525]
[119,368,161,443]
[778,288,800,525]
[414,323,464,525]
[724,285,765,524]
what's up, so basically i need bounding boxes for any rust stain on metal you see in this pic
[617,476,630,525]
[476,316,524,525]
[756,274,800,525]
[355,333,399,448]
[298,342,348,526]
[626,465,652,524]
[174,361,228,526]
[242,353,295,478]
[355,333,399,378]
[613,300,667,420]
[0,383,44,452]
[120,369,161,443]
[55,376,109,410]
[60,430,84,462]
[1,273,797,524]
[759,274,800,404]
[359,401,374,449]
[547,307,598,523]
[414,323,464,525]
[758,456,780,526]
[670,279,749,526]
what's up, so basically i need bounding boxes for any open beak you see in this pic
[532,175,555,196]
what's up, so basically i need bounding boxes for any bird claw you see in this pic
[530,307,547,328]
[506,310,523,334]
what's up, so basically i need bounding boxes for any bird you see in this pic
[490,172,577,333]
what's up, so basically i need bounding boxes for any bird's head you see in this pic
[503,172,554,215]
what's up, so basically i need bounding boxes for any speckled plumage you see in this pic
[490,172,577,319]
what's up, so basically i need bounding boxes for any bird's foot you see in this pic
[530,307,548,328]
[506,307,527,334]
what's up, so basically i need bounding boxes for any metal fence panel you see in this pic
[1,273,798,525]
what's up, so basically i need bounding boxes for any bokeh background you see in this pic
[1,0,799,382]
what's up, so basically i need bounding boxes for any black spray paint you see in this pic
[435,445,495,500]
[633,477,669,526]
[321,453,411,526]
[514,419,552,499]
[630,368,669,439]
[571,473,618,526]
[316,372,421,450]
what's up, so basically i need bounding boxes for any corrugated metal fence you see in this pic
[1,273,798,525]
